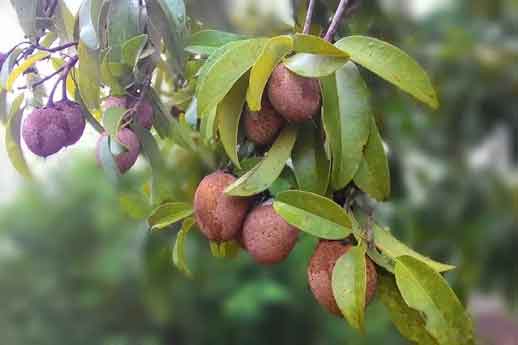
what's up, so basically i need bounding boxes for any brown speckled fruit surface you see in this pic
[242,204,298,264]
[267,63,321,122]
[194,171,253,242]
[243,99,284,146]
[307,240,378,316]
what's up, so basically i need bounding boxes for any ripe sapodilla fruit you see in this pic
[22,107,68,157]
[194,171,253,242]
[267,63,321,122]
[243,98,284,146]
[54,100,86,146]
[102,96,153,129]
[96,128,140,174]
[307,240,378,316]
[242,203,298,264]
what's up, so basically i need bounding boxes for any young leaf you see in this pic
[6,52,49,91]
[320,62,372,191]
[273,190,352,239]
[188,30,246,48]
[172,217,195,277]
[148,202,194,231]
[335,36,439,109]
[374,224,455,272]
[353,117,390,201]
[285,53,348,78]
[395,256,475,345]
[332,245,367,333]
[224,125,297,196]
[246,35,293,111]
[102,107,126,137]
[5,95,31,178]
[378,273,439,345]
[218,74,248,168]
[292,122,330,195]
[197,38,268,117]
[293,34,349,57]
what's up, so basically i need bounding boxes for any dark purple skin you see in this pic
[53,100,86,146]
[22,107,68,157]
[96,128,140,174]
[102,96,153,129]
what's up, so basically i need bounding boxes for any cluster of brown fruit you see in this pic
[194,63,378,317]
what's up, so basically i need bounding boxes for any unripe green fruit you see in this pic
[267,63,321,122]
[243,99,284,146]
[242,203,298,264]
[194,171,253,242]
[307,240,378,316]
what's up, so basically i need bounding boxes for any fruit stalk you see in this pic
[323,0,350,41]
[302,0,316,35]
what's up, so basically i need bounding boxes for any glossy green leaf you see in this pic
[5,95,31,178]
[335,36,439,109]
[172,217,195,277]
[102,107,126,137]
[374,224,455,272]
[53,0,75,42]
[273,190,352,239]
[197,38,268,117]
[107,0,140,60]
[196,41,242,81]
[77,0,107,50]
[200,107,217,144]
[292,122,330,195]
[353,117,390,201]
[320,62,372,190]
[148,202,194,231]
[268,166,298,197]
[218,74,248,168]
[395,256,475,345]
[246,35,293,111]
[293,34,349,57]
[224,125,297,196]
[122,34,148,67]
[332,245,367,333]
[285,53,348,78]
[77,42,101,109]
[189,30,246,47]
[378,273,439,345]
[185,45,216,56]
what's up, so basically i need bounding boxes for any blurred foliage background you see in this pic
[1,0,517,344]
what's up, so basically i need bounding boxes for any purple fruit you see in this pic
[135,99,153,129]
[22,107,68,157]
[54,100,86,146]
[96,128,140,174]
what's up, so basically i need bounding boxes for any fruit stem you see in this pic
[47,55,78,106]
[302,0,316,35]
[33,41,78,53]
[323,0,360,42]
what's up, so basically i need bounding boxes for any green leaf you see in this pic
[148,202,194,230]
[196,38,268,117]
[102,107,126,137]
[122,34,148,67]
[335,36,439,109]
[106,0,141,60]
[373,224,455,273]
[189,30,246,48]
[172,217,195,277]
[146,0,187,77]
[6,52,49,91]
[185,45,217,56]
[118,192,152,220]
[285,53,348,78]
[77,0,107,50]
[196,41,243,81]
[320,62,372,191]
[53,0,75,42]
[332,245,367,333]
[292,122,330,195]
[97,135,121,182]
[77,42,101,109]
[293,34,349,57]
[218,74,248,168]
[9,0,43,39]
[200,107,217,144]
[273,190,352,239]
[353,117,390,201]
[224,125,297,196]
[395,256,475,345]
[246,35,293,111]
[269,166,298,197]
[5,95,31,178]
[0,49,23,90]
[378,273,439,345]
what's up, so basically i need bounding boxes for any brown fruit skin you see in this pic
[242,204,299,264]
[307,240,378,316]
[243,99,284,146]
[267,63,321,122]
[194,171,253,242]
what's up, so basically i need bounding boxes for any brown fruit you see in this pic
[243,99,284,145]
[307,240,378,316]
[242,203,298,264]
[194,171,253,242]
[267,63,321,122]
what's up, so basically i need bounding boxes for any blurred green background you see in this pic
[1,0,517,344]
